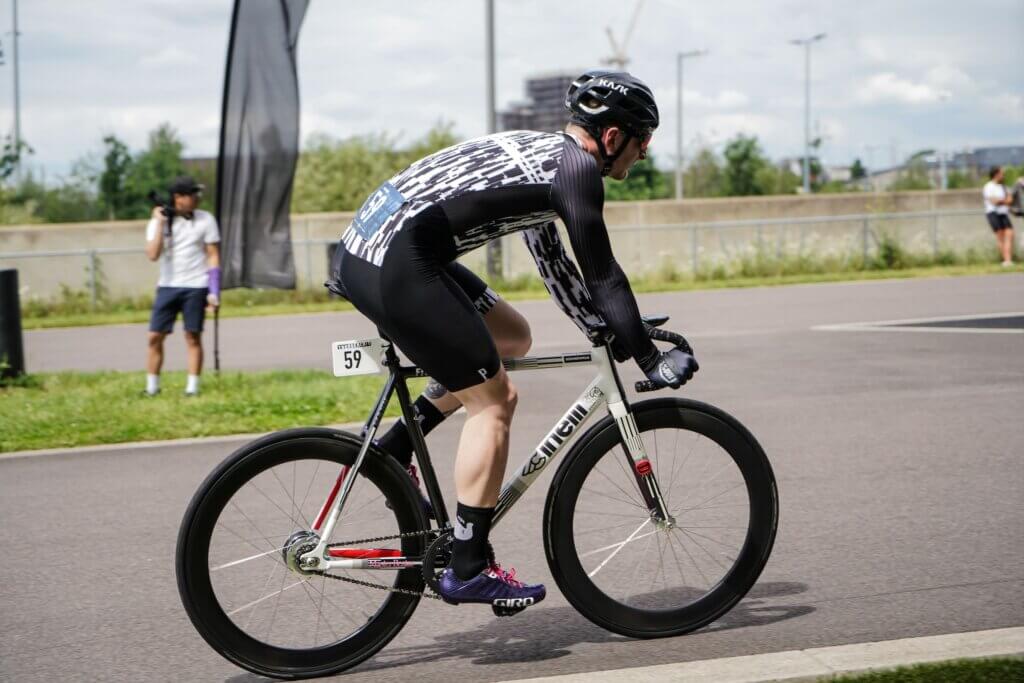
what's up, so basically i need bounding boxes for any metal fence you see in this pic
[0,208,994,304]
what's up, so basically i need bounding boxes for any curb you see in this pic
[0,419,375,461]
[499,626,1024,683]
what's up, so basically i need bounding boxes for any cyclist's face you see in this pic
[608,129,652,181]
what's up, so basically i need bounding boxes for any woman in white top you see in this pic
[982,166,1015,266]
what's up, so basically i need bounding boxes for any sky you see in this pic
[2,0,1022,182]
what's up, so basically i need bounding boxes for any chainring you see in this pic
[422,529,453,594]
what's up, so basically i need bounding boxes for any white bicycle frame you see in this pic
[300,341,672,572]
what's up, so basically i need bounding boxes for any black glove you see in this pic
[643,348,699,389]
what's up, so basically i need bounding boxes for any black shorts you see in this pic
[149,286,208,334]
[331,208,501,392]
[987,213,1012,232]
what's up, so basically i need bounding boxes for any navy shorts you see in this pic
[149,287,208,334]
[987,213,1012,232]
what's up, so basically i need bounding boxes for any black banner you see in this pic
[216,0,309,289]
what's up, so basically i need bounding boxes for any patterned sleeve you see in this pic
[521,222,604,334]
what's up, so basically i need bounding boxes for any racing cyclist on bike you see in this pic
[328,70,698,611]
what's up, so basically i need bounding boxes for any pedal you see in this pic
[491,598,535,617]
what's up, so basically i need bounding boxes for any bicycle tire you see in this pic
[176,427,429,679]
[544,398,778,638]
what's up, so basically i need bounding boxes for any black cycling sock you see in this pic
[376,397,446,468]
[451,502,494,580]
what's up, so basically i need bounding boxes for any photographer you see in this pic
[983,166,1015,267]
[144,175,221,396]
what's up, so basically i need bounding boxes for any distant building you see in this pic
[951,146,1024,172]
[498,73,576,133]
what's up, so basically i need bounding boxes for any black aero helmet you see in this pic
[565,69,658,175]
[565,69,659,137]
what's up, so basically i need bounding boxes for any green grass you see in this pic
[825,657,1023,682]
[18,261,1021,330]
[0,369,424,453]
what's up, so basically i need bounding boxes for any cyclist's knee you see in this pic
[487,300,532,358]
[456,372,517,422]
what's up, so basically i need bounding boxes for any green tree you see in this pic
[604,154,671,201]
[124,123,185,216]
[722,135,768,196]
[0,135,33,181]
[99,135,133,219]
[889,158,933,191]
[754,163,801,195]
[683,147,725,198]
[292,123,458,213]
[850,158,866,180]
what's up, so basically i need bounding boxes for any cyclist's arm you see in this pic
[549,143,659,370]
[521,222,604,334]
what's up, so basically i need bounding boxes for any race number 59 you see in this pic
[331,339,385,377]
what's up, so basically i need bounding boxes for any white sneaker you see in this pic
[1001,260,1013,267]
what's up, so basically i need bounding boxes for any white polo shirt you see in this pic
[146,209,221,288]
[983,181,1009,215]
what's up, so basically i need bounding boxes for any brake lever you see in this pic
[634,327,696,392]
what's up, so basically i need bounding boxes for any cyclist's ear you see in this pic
[602,126,626,155]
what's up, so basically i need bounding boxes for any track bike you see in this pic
[176,315,778,679]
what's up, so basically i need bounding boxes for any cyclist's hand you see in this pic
[643,348,699,389]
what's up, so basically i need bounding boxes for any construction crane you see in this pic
[603,0,645,70]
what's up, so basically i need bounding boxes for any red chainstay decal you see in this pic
[328,548,403,559]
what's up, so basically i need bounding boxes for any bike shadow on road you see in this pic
[347,580,810,679]
[224,581,813,682]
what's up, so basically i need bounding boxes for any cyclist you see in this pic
[328,70,698,611]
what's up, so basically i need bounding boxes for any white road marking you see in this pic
[814,311,1024,334]
[500,626,1024,683]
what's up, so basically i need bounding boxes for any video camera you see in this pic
[147,190,175,238]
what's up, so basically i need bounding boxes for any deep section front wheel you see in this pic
[544,398,778,638]
[176,428,429,679]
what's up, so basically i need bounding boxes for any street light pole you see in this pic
[11,0,21,180]
[790,33,825,193]
[484,0,502,278]
[675,49,707,200]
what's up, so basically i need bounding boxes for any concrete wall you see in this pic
[0,188,993,300]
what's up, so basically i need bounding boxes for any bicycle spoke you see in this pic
[625,524,656,604]
[243,558,283,632]
[586,518,651,577]
[580,484,646,511]
[226,576,307,618]
[578,527,659,558]
[296,460,323,517]
[668,530,710,587]
[677,481,745,515]
[676,528,729,573]
[211,545,283,572]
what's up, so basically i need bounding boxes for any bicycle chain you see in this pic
[317,528,443,600]
[316,568,442,599]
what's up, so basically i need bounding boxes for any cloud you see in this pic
[925,65,972,90]
[857,72,951,104]
[139,47,201,69]
[683,89,750,108]
[858,36,888,63]
[986,93,1024,122]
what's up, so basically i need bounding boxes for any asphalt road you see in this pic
[3,274,1022,682]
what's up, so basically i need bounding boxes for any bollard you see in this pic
[0,269,26,378]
